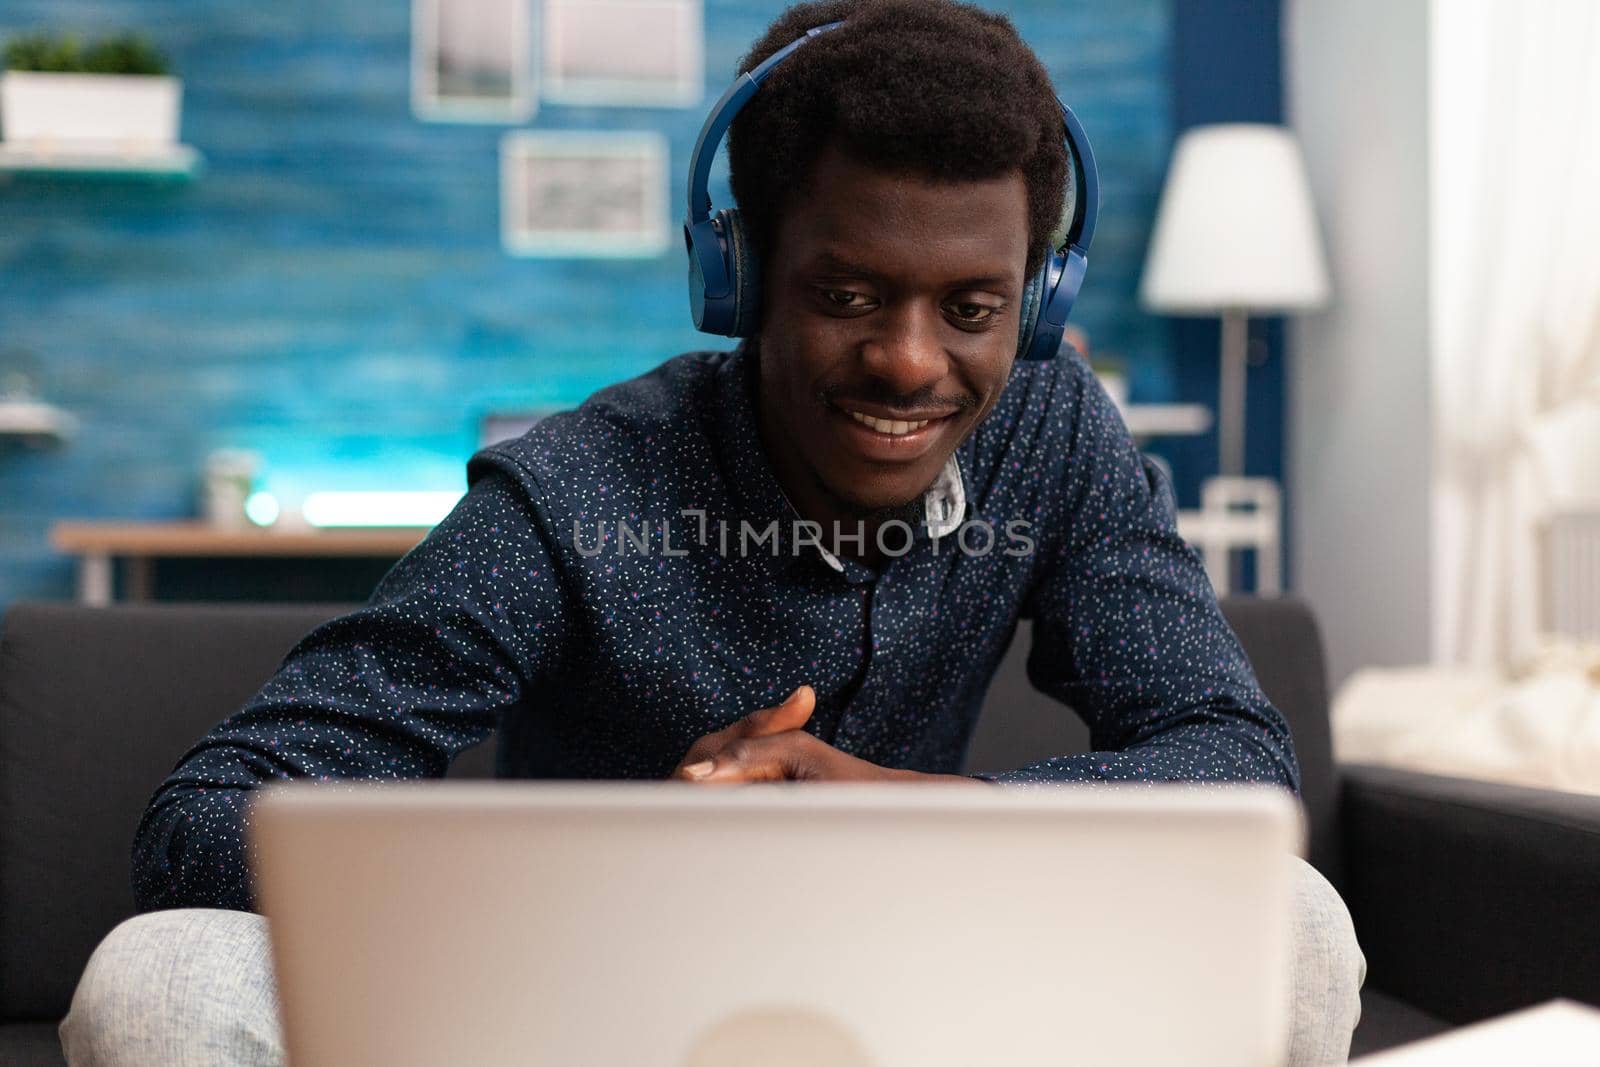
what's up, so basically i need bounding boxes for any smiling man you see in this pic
[755,143,1022,559]
[61,2,1364,1065]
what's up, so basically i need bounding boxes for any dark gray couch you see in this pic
[1,597,1597,1064]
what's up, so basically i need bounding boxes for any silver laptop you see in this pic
[250,782,1301,1067]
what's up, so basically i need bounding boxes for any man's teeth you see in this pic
[846,410,931,436]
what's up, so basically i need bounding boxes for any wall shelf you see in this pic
[0,399,77,444]
[1122,403,1213,438]
[0,143,202,180]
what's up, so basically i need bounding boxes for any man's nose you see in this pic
[858,300,948,397]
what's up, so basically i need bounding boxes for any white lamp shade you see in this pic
[1140,124,1331,313]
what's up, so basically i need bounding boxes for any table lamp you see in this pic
[1140,124,1330,475]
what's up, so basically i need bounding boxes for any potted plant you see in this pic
[0,32,180,150]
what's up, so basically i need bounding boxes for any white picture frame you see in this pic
[500,130,671,258]
[412,0,537,124]
[541,0,704,108]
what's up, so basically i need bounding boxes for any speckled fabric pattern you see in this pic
[133,343,1297,912]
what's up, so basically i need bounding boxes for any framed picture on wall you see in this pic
[499,131,671,257]
[412,0,537,123]
[541,0,703,107]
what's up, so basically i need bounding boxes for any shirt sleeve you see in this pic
[131,462,575,912]
[976,361,1300,793]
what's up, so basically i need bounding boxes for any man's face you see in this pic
[756,144,1031,520]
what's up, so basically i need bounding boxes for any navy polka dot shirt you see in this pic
[133,344,1298,911]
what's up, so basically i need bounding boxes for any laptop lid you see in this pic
[250,782,1300,1067]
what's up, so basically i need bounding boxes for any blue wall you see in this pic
[0,0,1179,607]
[1165,0,1289,578]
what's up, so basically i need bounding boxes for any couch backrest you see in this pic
[0,602,356,1020]
[0,595,1334,1022]
[1215,597,1340,883]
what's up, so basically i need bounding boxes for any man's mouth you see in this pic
[827,401,960,461]
[844,410,933,436]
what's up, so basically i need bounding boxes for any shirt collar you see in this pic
[922,452,967,540]
[709,344,969,575]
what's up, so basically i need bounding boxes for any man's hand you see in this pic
[669,685,983,785]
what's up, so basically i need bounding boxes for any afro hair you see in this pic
[727,0,1071,278]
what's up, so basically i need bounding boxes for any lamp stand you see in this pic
[1218,308,1249,476]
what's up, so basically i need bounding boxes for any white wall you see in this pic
[1285,0,1434,687]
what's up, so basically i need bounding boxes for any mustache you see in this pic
[817,383,979,416]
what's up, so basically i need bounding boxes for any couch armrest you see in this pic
[1341,762,1600,1025]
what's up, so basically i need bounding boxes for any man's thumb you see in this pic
[748,685,815,735]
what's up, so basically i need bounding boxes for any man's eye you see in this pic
[818,288,875,310]
[945,301,1000,323]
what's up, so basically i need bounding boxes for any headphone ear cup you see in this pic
[686,225,713,333]
[1015,253,1048,360]
[1018,245,1088,362]
[718,209,762,338]
[686,216,735,335]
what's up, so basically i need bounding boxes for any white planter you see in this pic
[0,71,181,149]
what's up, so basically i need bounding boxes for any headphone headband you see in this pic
[1058,99,1099,254]
[686,21,844,228]
[684,19,1098,360]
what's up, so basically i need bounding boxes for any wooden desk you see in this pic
[49,522,429,606]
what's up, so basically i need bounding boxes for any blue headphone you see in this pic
[684,20,1099,362]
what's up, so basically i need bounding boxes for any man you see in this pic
[62,1,1364,1063]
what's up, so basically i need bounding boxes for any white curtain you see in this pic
[1431,0,1600,668]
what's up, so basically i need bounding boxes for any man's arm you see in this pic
[980,363,1299,791]
[132,465,576,911]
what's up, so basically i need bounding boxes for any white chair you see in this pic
[1176,476,1282,596]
